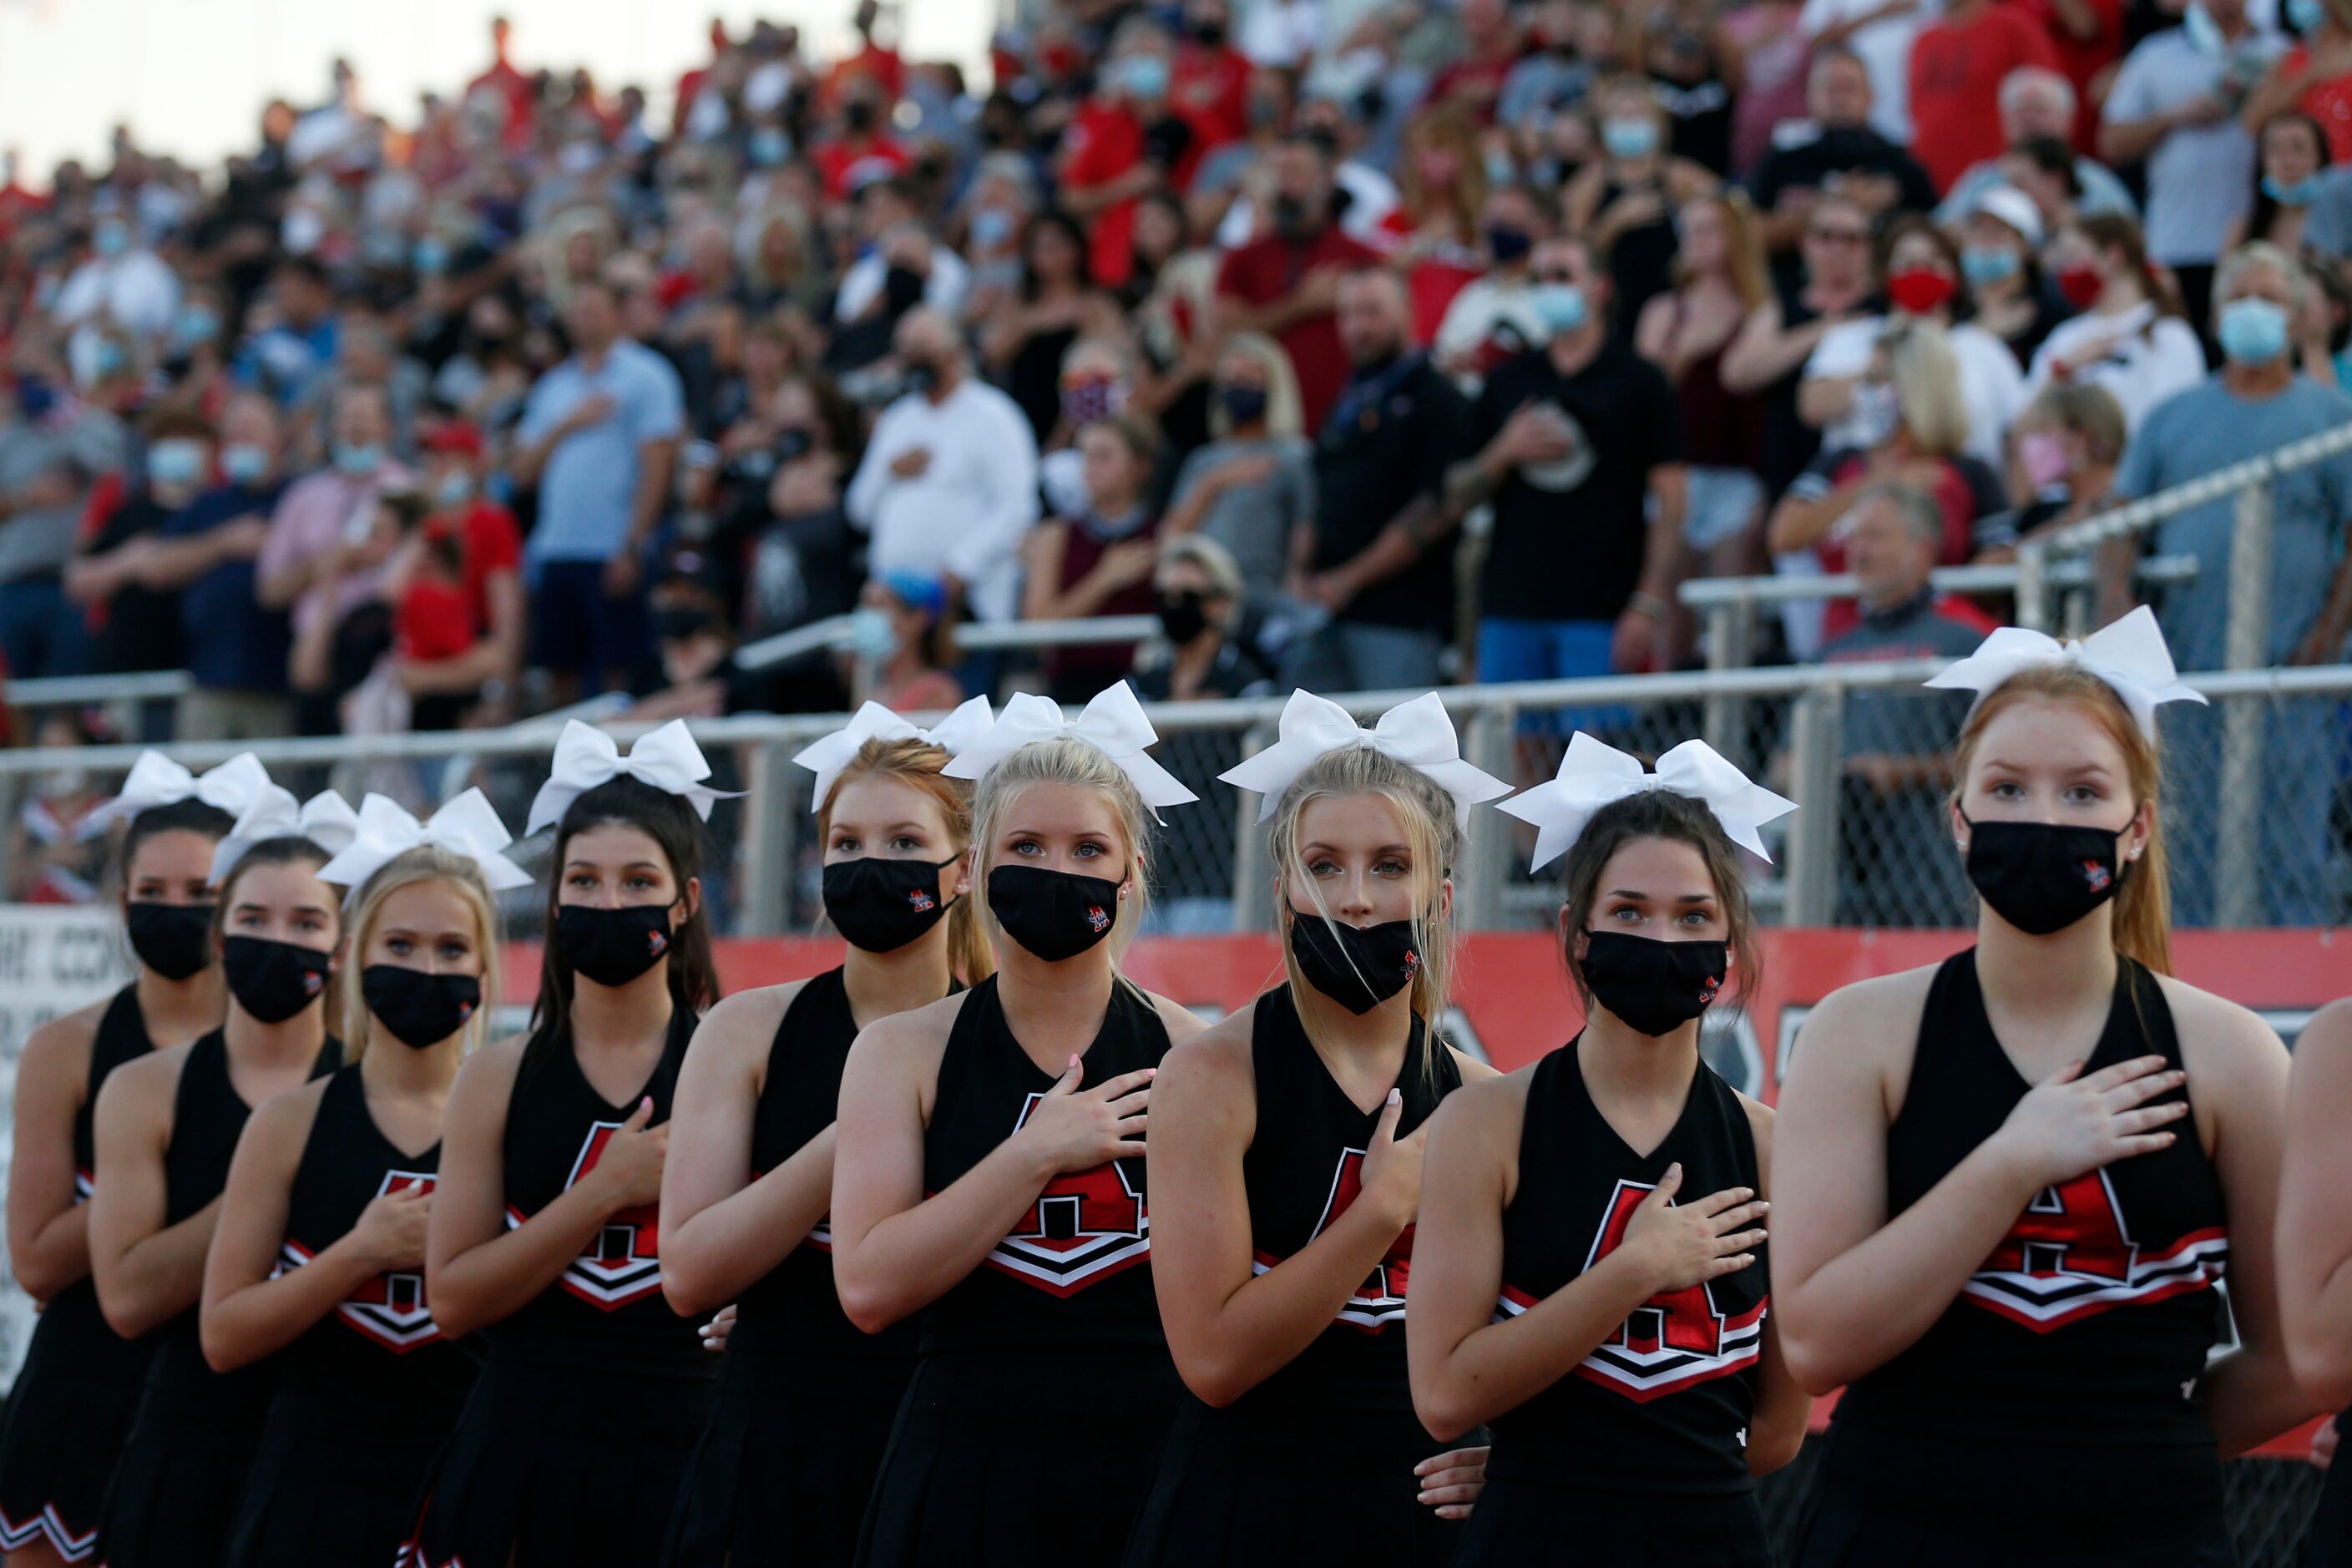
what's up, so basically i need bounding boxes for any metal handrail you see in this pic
[736,612,1163,673]
[3,670,195,707]
[1678,555,2200,609]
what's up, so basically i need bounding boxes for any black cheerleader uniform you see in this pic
[665,969,923,1567]
[1126,986,1464,1568]
[93,1028,338,1568]
[856,975,1181,1568]
[222,1063,478,1566]
[0,989,158,1563]
[1794,950,2234,1568]
[2309,1406,2352,1566]
[1453,1038,1772,1568]
[398,1010,717,1568]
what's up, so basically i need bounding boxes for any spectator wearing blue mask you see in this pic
[0,351,126,678]
[856,569,964,715]
[1449,233,1689,694]
[65,407,220,680]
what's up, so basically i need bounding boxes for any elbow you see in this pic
[2288,1338,2352,1415]
[1764,510,1803,557]
[1171,1349,1251,1410]
[423,1279,488,1343]
[99,1287,165,1343]
[835,1270,913,1338]
[11,1253,75,1307]
[1779,1333,1854,1399]
[200,1317,256,1375]
[660,1257,726,1321]
[1412,1383,1482,1446]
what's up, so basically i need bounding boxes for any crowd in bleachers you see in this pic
[4,0,2352,767]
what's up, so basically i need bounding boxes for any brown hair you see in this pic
[817,736,995,987]
[2076,212,2187,321]
[214,834,346,1037]
[1949,665,2172,974]
[1555,790,1763,1014]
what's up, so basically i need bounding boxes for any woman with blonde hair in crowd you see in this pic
[1380,104,1495,343]
[831,685,1207,1564]
[1162,334,1313,613]
[203,796,527,1567]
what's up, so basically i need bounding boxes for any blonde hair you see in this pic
[817,736,996,987]
[969,736,1156,963]
[340,847,503,1065]
[1950,665,2173,974]
[1206,332,1305,441]
[1880,321,1971,459]
[1266,748,1461,1070]
[1678,190,1771,311]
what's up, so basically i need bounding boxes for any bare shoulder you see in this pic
[20,997,107,1078]
[685,983,801,1076]
[2152,974,2289,1093]
[2294,998,2352,1065]
[851,989,967,1061]
[103,1037,194,1109]
[1785,964,1940,1080]
[1145,989,1211,1045]
[244,1075,330,1153]
[1447,1043,1501,1083]
[1157,1007,1257,1115]
[452,1034,528,1106]
[1431,1064,1535,1141]
[1736,1090,1774,1180]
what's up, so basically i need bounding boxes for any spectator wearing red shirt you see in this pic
[1908,0,2065,192]
[812,83,912,202]
[465,14,538,149]
[824,0,908,111]
[2242,0,2352,164]
[395,420,524,728]
[2011,0,2127,149]
[1429,0,1527,122]
[1060,23,1204,291]
[1212,134,1384,432]
[671,20,732,135]
[1171,0,1253,151]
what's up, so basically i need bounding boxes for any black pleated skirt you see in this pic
[1124,1395,1463,1567]
[397,1348,718,1568]
[91,1338,275,1568]
[0,1281,149,1562]
[222,1384,461,1568]
[1449,1474,1768,1567]
[856,1347,1182,1568]
[664,1346,915,1568]
[1789,1423,2237,1568]
[2306,1412,2352,1568]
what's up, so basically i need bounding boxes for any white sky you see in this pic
[0,0,993,180]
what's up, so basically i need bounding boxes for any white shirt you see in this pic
[2024,303,2208,434]
[2101,28,2284,266]
[1799,0,1938,144]
[1216,160,1400,249]
[1432,275,1546,391]
[1804,316,2024,467]
[834,243,972,325]
[53,250,180,341]
[846,378,1042,621]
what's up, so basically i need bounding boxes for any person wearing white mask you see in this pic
[53,210,183,350]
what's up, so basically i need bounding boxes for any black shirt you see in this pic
[1475,341,1686,623]
[86,491,184,675]
[1747,122,1938,219]
[1311,352,1474,635]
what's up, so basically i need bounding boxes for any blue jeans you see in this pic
[1282,620,1444,695]
[0,576,89,679]
[1477,617,1625,734]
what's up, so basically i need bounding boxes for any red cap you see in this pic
[421,419,484,458]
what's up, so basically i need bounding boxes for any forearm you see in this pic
[512,433,559,487]
[663,1130,837,1316]
[98,1203,223,1339]
[2098,117,2173,166]
[1766,484,1862,554]
[1033,564,1130,620]
[12,1203,92,1303]
[836,1139,1060,1333]
[427,1180,622,1338]
[1414,1248,1659,1439]
[137,534,238,590]
[1778,1144,2039,1393]
[1723,322,1823,393]
[2286,1255,2352,1409]
[203,1236,383,1371]
[1639,481,1686,598]
[1338,505,1449,599]
[1170,1201,1411,1407]
[1443,447,1511,515]
[629,448,675,546]
[2203,1343,2321,1458]
[1797,377,1856,430]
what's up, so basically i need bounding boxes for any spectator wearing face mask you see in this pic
[1171,0,1253,149]
[0,354,128,680]
[982,210,1120,444]
[2026,214,2206,434]
[1646,8,1738,177]
[1024,414,1166,701]
[386,419,524,728]
[2225,108,2334,251]
[854,569,965,714]
[834,179,971,328]
[1431,183,1552,392]
[1164,333,1315,613]
[1722,191,1878,504]
[64,407,217,679]
[1955,186,2070,369]
[1974,380,2128,559]
[1748,48,1938,265]
[1936,68,2141,226]
[814,83,911,201]
[1060,23,1202,291]
[53,210,182,354]
[1563,77,1717,340]
[1132,533,1277,701]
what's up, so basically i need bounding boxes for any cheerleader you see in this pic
[86,788,356,1568]
[201,792,531,1566]
[0,754,263,1565]
[1409,735,1808,1565]
[830,685,1204,1567]
[2282,999,2352,1565]
[1774,610,2311,1565]
[661,700,992,1567]
[1125,692,1510,1567]
[400,721,730,1568]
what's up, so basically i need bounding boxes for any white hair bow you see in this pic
[1923,605,2205,738]
[942,682,1198,822]
[792,696,995,812]
[317,790,534,897]
[525,720,742,837]
[1220,690,1513,825]
[78,751,273,841]
[1500,732,1797,872]
[209,786,361,884]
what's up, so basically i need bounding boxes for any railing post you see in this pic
[2217,481,2276,927]
[1702,598,1757,767]
[736,739,796,937]
[2016,539,2051,633]
[1228,720,1278,933]
[1459,706,1515,930]
[1781,684,1844,926]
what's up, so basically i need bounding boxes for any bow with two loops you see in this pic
[1924,604,2204,738]
[78,751,274,842]
[792,696,995,812]
[208,787,361,885]
[1220,690,1513,825]
[942,682,1198,822]
[1500,732,1798,872]
[525,720,743,837]
[318,790,535,898]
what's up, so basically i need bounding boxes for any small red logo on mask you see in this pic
[648,929,670,956]
[2082,862,2112,893]
[908,889,936,913]
[1086,905,1110,933]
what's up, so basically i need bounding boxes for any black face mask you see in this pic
[903,360,939,397]
[845,99,879,134]
[824,854,961,953]
[1191,17,1227,45]
[1272,194,1314,240]
[1581,929,1727,1038]
[1289,910,1419,1015]
[557,902,679,989]
[1486,224,1533,263]
[1961,814,2128,936]
[1156,589,1211,645]
[883,264,928,314]
[362,964,483,1050]
[1217,384,1267,427]
[987,864,1123,963]
[773,427,814,463]
[223,935,334,1024]
[127,902,216,981]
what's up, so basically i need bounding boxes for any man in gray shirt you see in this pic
[0,357,126,676]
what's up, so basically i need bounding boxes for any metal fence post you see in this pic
[1781,685,1844,926]
[1227,720,1278,933]
[736,739,796,936]
[1459,706,1515,930]
[1703,597,1758,768]
[2016,540,2051,633]
[2217,481,2276,927]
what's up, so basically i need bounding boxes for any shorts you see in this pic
[1683,467,1765,553]
[529,559,649,690]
